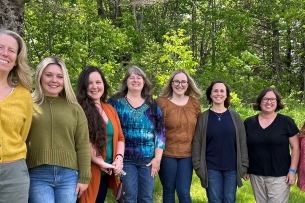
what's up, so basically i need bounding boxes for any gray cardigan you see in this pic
[192,109,249,188]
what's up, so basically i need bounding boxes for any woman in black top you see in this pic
[244,87,300,203]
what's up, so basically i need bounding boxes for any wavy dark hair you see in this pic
[206,80,231,108]
[110,65,154,106]
[77,66,110,156]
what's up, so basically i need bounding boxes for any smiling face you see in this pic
[41,64,64,97]
[210,82,227,105]
[171,72,188,96]
[260,91,277,113]
[86,71,104,103]
[0,34,18,75]
[127,72,144,92]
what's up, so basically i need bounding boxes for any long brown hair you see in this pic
[77,66,110,156]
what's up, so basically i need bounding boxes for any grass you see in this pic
[105,172,305,202]
[104,104,305,202]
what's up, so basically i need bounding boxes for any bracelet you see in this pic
[116,154,124,159]
[289,168,297,173]
[115,157,123,164]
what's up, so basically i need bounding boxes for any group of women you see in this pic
[1,28,305,203]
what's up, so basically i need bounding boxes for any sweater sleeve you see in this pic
[192,113,204,170]
[233,111,249,174]
[74,106,91,184]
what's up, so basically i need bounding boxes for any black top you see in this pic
[206,109,237,170]
[244,113,299,176]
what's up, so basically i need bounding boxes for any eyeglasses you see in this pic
[261,97,277,103]
[172,80,188,86]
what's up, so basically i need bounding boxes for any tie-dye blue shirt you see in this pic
[108,97,165,159]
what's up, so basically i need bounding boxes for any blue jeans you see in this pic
[206,170,237,203]
[121,158,155,203]
[28,164,78,203]
[159,156,193,203]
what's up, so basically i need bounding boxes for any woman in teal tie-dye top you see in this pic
[108,65,165,203]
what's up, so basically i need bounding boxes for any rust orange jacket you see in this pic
[78,102,125,203]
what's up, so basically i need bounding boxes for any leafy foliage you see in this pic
[23,0,305,103]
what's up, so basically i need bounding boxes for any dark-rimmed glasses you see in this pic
[172,80,188,86]
[261,97,277,103]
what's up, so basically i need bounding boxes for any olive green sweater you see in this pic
[26,96,91,184]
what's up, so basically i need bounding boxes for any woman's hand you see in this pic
[243,173,250,181]
[75,183,89,197]
[286,172,296,186]
[98,161,115,175]
[146,157,161,178]
[112,157,123,175]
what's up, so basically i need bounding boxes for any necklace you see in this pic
[214,112,223,121]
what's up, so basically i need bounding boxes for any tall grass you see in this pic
[105,104,305,202]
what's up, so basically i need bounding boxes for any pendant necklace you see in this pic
[214,112,223,121]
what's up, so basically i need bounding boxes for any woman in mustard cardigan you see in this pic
[0,29,33,203]
[77,66,125,203]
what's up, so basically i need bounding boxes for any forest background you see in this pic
[1,0,304,105]
[1,0,305,201]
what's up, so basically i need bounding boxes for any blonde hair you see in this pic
[32,56,77,104]
[160,69,202,98]
[0,29,32,89]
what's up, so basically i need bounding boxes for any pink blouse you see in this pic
[298,137,305,191]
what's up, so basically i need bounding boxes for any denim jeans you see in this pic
[121,158,155,203]
[28,164,78,203]
[206,169,237,203]
[0,159,29,203]
[159,156,193,203]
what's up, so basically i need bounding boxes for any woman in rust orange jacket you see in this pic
[77,66,125,203]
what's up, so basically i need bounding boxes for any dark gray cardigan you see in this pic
[192,109,249,188]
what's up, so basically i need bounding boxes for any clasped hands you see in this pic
[97,157,123,176]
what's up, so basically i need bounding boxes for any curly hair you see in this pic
[77,66,110,156]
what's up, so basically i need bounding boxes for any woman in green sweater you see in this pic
[26,56,91,203]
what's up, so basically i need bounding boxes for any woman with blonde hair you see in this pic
[157,69,201,202]
[26,56,91,203]
[0,29,33,203]
[108,65,165,203]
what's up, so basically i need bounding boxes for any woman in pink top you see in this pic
[156,69,202,203]
[298,123,305,191]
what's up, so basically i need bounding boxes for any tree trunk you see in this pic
[0,0,30,37]
[271,20,281,80]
